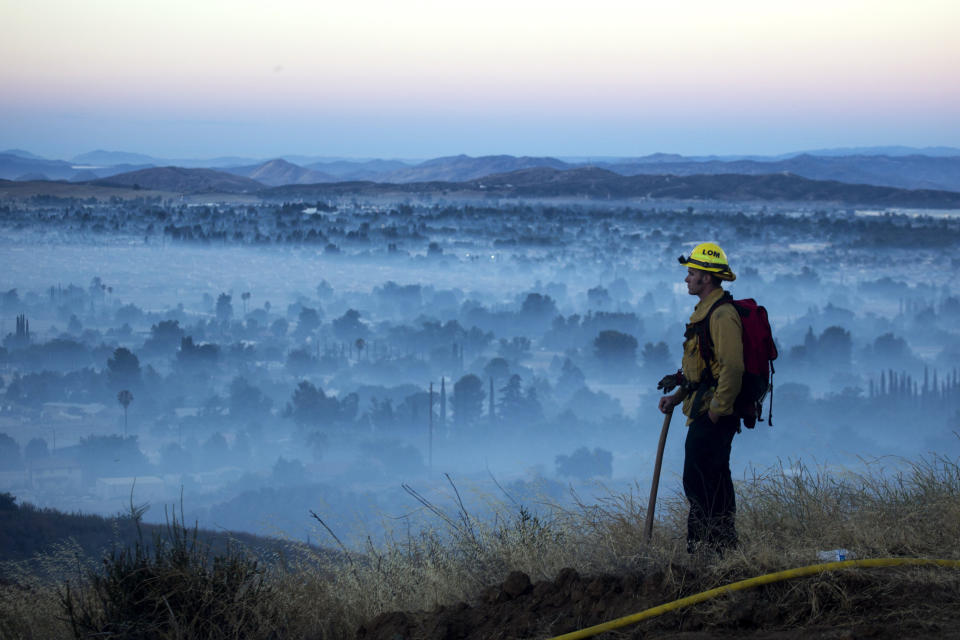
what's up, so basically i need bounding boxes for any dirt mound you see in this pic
[357,566,702,639]
[357,566,960,640]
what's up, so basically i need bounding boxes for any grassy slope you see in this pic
[2,455,960,639]
[0,498,313,566]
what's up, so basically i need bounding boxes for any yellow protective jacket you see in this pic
[680,288,744,425]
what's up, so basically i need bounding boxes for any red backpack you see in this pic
[695,292,778,428]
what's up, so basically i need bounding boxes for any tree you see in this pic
[519,292,558,332]
[143,319,184,354]
[872,333,910,361]
[117,389,133,436]
[271,457,307,486]
[557,358,586,391]
[115,303,144,326]
[498,336,531,362]
[0,492,16,510]
[215,293,233,324]
[316,280,334,299]
[520,292,557,318]
[367,397,396,431]
[498,374,524,419]
[483,357,511,381]
[228,377,272,419]
[453,374,485,427]
[332,309,367,341]
[270,318,289,337]
[107,347,141,390]
[587,286,611,309]
[593,330,638,370]
[176,336,219,373]
[286,381,340,428]
[0,433,22,471]
[285,348,317,376]
[641,341,671,369]
[296,307,322,338]
[819,326,852,366]
[499,375,543,426]
[555,447,613,480]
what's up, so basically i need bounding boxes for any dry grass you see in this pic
[2,453,960,639]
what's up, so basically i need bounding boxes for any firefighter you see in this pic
[658,242,744,553]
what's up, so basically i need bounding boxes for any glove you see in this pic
[657,370,684,394]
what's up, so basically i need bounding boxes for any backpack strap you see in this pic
[684,291,734,417]
[687,291,734,376]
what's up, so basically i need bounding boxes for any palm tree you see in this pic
[117,390,133,436]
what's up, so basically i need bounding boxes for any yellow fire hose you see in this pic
[547,557,960,640]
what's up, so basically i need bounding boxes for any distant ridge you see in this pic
[380,154,570,183]
[591,154,960,192]
[0,153,155,182]
[224,158,338,186]
[89,166,264,193]
[304,158,412,180]
[0,149,48,160]
[261,167,960,208]
[0,153,77,181]
[73,149,158,165]
[791,145,960,158]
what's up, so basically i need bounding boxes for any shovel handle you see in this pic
[644,408,673,541]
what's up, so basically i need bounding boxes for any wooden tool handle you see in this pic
[644,409,673,541]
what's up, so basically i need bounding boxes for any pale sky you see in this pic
[2,0,958,159]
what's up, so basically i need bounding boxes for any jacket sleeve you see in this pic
[708,306,744,416]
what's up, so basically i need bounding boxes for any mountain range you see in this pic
[2,146,960,207]
[2,147,960,192]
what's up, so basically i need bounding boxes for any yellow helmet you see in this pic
[678,242,736,281]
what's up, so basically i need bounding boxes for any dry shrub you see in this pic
[58,504,283,640]
[0,540,87,640]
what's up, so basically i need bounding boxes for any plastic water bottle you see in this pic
[817,548,855,562]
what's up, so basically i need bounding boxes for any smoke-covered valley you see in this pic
[1,197,958,548]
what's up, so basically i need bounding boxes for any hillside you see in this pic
[380,154,570,183]
[3,456,959,638]
[600,153,960,192]
[0,178,182,200]
[89,166,264,193]
[305,158,412,180]
[372,152,960,193]
[262,167,960,208]
[225,158,339,186]
[72,150,158,165]
[0,493,316,567]
[0,153,79,181]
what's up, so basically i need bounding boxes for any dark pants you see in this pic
[683,412,738,553]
